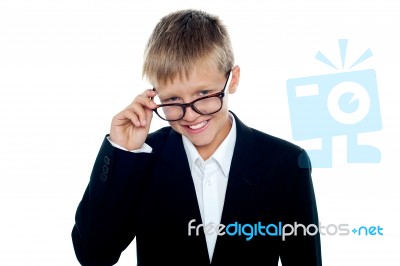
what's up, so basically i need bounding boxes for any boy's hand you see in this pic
[109,89,157,151]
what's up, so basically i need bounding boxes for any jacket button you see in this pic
[103,165,109,174]
[100,173,107,182]
[104,156,110,165]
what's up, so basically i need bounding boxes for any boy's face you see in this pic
[155,66,239,159]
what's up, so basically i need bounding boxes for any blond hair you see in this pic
[142,9,234,86]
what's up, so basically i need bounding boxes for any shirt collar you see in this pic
[182,113,237,177]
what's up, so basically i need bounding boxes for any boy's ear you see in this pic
[229,65,240,94]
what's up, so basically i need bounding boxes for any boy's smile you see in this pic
[184,119,210,132]
[155,66,239,160]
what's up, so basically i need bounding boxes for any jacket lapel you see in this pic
[219,113,263,224]
[159,129,210,262]
[160,129,202,220]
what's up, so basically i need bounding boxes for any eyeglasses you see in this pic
[152,71,232,121]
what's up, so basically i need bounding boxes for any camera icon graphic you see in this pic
[286,40,382,168]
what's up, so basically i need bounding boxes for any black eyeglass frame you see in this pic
[152,71,232,122]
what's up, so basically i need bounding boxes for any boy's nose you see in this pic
[182,106,201,121]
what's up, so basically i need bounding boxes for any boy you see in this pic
[72,9,322,266]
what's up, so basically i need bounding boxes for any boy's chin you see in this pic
[185,135,213,147]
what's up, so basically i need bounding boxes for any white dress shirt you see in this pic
[182,114,236,261]
[108,113,237,262]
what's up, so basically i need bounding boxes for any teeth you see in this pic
[189,120,208,130]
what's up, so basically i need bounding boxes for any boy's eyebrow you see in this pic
[155,85,219,99]
[153,90,180,101]
[153,74,228,98]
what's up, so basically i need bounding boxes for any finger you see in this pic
[112,110,139,128]
[145,88,157,98]
[127,101,152,127]
[139,89,158,109]
[118,107,142,127]
[135,94,158,111]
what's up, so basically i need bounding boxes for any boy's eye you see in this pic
[198,90,211,97]
[162,96,180,103]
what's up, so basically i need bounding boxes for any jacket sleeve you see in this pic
[280,150,323,266]
[71,136,154,266]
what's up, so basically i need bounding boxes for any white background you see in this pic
[1,0,399,265]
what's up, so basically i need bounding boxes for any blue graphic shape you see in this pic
[315,39,373,70]
[339,92,359,113]
[287,69,382,168]
[315,51,338,70]
[349,48,373,69]
[339,39,348,69]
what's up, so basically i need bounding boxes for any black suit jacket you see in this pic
[72,112,322,266]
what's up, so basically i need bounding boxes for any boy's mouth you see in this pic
[188,120,208,130]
